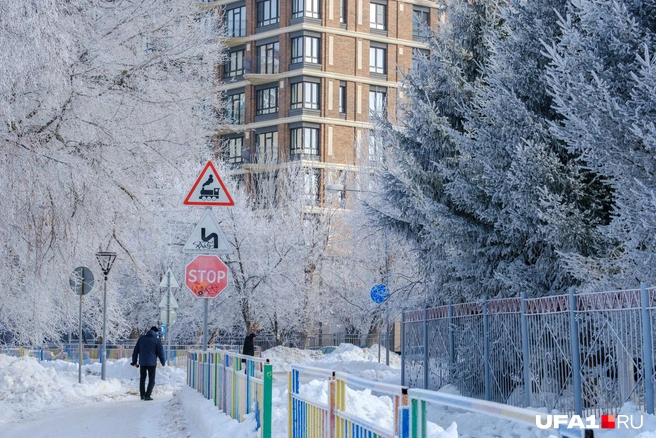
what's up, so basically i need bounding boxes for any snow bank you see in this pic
[0,354,184,424]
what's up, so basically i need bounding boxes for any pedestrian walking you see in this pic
[242,332,256,362]
[131,326,165,401]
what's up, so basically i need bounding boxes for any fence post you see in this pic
[448,303,455,365]
[569,287,582,415]
[262,363,273,438]
[641,282,654,414]
[411,397,427,438]
[520,292,531,407]
[288,371,293,438]
[483,298,490,401]
[423,307,429,389]
[401,309,406,387]
[329,372,336,438]
[398,388,410,438]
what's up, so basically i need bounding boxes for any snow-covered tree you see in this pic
[369,0,499,303]
[448,0,610,298]
[373,0,612,302]
[545,0,656,289]
[318,194,421,341]
[0,0,225,345]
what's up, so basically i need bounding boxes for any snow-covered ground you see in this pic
[1,344,656,437]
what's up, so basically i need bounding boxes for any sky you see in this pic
[1,344,656,438]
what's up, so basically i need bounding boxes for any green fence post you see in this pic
[262,363,273,438]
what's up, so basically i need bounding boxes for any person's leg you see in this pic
[145,366,157,398]
[139,366,147,399]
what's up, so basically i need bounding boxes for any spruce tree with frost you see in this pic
[545,0,656,288]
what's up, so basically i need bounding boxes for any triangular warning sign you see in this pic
[183,161,235,206]
[183,209,234,255]
[159,293,179,309]
[159,268,180,288]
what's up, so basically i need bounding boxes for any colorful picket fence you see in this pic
[187,350,273,437]
[289,365,335,438]
[287,364,565,438]
[289,364,410,438]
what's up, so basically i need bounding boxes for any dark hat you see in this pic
[150,326,159,332]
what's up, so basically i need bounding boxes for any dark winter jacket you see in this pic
[242,333,256,357]
[132,329,165,366]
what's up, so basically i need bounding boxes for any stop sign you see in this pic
[185,255,228,298]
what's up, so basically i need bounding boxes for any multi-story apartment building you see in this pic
[213,0,440,204]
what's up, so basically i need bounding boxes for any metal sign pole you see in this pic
[166,270,172,365]
[101,274,108,380]
[384,238,390,366]
[78,280,83,384]
[386,304,390,366]
[69,266,94,384]
[203,300,208,350]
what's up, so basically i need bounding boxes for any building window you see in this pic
[291,36,320,64]
[370,2,386,30]
[368,130,382,161]
[338,84,346,113]
[292,0,320,19]
[257,0,279,27]
[369,89,386,118]
[224,49,245,78]
[340,0,346,23]
[256,131,279,162]
[256,86,279,115]
[369,46,386,74]
[224,137,244,164]
[226,92,245,124]
[303,169,320,206]
[258,42,280,74]
[291,82,320,109]
[413,7,430,38]
[226,6,246,37]
[290,127,319,155]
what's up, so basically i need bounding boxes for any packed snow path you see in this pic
[3,395,180,438]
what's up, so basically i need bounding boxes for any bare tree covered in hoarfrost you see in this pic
[319,188,421,343]
[165,161,339,345]
[0,0,226,345]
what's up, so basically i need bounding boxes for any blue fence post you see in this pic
[569,287,582,415]
[401,308,406,387]
[641,282,654,414]
[483,298,490,401]
[448,303,455,365]
[398,404,410,438]
[423,307,429,389]
[246,358,251,414]
[520,292,531,407]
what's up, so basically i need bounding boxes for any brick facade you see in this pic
[216,0,435,195]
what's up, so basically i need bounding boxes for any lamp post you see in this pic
[326,183,392,365]
[96,251,117,380]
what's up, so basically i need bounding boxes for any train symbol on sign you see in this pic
[199,175,222,200]
[183,160,235,206]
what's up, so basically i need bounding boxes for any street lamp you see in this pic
[96,251,117,380]
[325,183,392,365]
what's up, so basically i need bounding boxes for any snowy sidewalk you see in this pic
[3,395,173,438]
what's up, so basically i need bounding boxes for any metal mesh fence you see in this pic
[402,285,656,416]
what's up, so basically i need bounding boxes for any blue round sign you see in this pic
[370,284,389,304]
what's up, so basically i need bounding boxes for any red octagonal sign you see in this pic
[185,255,228,298]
